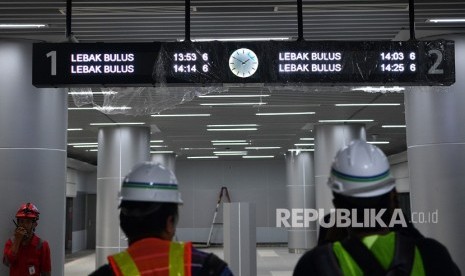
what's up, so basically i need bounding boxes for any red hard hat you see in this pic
[15,203,40,220]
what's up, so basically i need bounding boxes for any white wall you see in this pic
[66,168,78,197]
[175,159,288,243]
[66,159,97,252]
[65,153,411,248]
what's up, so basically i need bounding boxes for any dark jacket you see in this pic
[294,231,461,276]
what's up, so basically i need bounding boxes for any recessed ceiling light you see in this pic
[367,141,390,144]
[211,140,247,143]
[294,143,314,146]
[335,103,401,106]
[351,86,405,93]
[200,102,266,106]
[242,156,275,159]
[73,145,98,148]
[150,151,174,154]
[256,112,315,116]
[300,138,314,141]
[207,128,257,131]
[198,94,270,98]
[181,147,217,150]
[214,151,247,156]
[67,128,83,131]
[150,145,168,148]
[288,149,314,152]
[150,140,164,143]
[69,107,95,110]
[0,24,48,29]
[212,142,250,146]
[192,37,289,42]
[187,156,219,159]
[90,122,145,126]
[98,106,131,111]
[245,146,281,150]
[427,18,465,23]
[382,125,406,128]
[68,142,98,146]
[318,119,374,123]
[68,91,117,95]
[151,114,211,117]
[69,106,131,111]
[207,124,259,127]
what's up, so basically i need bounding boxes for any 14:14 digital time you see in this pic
[173,64,210,73]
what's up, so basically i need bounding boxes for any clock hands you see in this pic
[229,48,258,78]
[232,56,253,65]
[232,56,244,63]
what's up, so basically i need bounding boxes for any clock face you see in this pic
[229,48,259,78]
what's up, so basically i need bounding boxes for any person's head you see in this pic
[327,140,397,231]
[118,162,183,243]
[15,202,40,236]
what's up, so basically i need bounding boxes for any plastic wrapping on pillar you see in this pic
[151,153,176,173]
[0,41,67,276]
[61,40,455,117]
[314,124,366,213]
[96,126,150,267]
[405,35,465,272]
[285,151,316,253]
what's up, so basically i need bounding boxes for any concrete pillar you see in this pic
[314,124,366,213]
[285,151,316,252]
[151,153,176,172]
[96,126,150,267]
[0,41,67,275]
[405,35,465,271]
[224,202,256,276]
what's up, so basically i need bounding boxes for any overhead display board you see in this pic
[32,40,455,87]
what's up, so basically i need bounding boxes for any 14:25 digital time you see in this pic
[380,63,417,72]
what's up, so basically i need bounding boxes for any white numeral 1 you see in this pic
[46,51,56,76]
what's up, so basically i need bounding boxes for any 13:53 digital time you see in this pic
[173,52,210,73]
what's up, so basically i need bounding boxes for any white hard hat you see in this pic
[328,140,395,197]
[120,162,183,204]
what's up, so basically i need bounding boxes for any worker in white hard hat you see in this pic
[90,162,233,276]
[293,140,460,276]
[317,139,422,245]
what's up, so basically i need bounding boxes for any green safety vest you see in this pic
[332,232,425,276]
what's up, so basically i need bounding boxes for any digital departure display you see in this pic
[33,43,161,86]
[271,40,454,84]
[159,42,222,84]
[32,40,455,87]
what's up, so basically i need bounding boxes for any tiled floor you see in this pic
[65,246,303,276]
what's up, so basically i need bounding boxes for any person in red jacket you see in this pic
[3,203,51,276]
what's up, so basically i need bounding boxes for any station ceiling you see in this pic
[1,0,464,164]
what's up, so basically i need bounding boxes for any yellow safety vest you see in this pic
[108,238,192,276]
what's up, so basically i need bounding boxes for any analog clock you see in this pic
[229,48,259,78]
